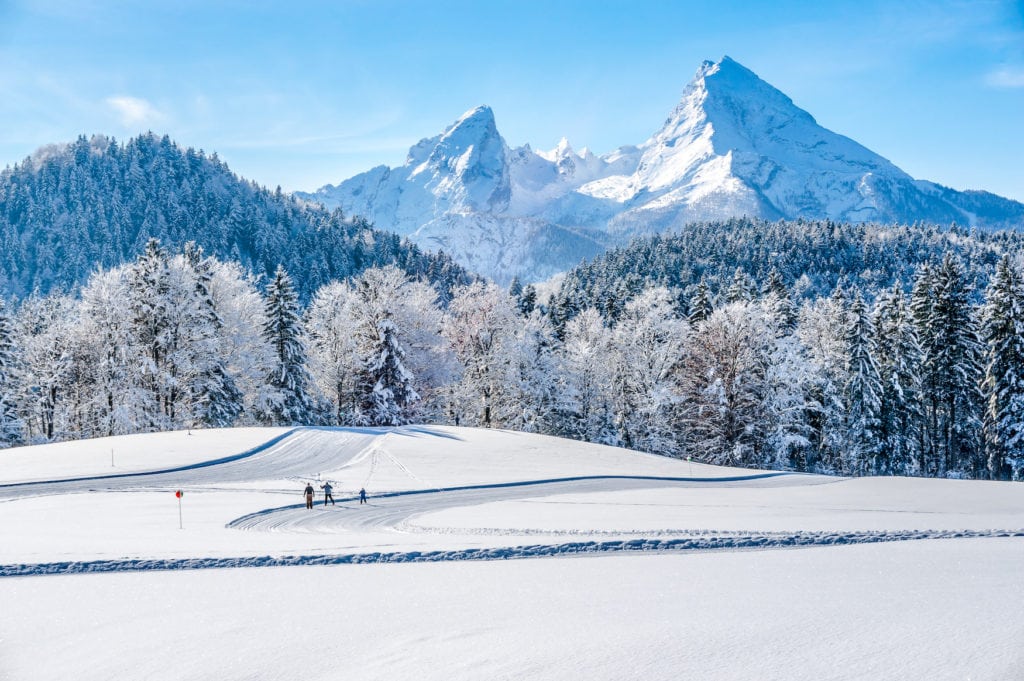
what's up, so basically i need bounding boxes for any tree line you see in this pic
[0,239,1021,481]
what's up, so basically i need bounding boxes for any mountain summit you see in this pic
[302,57,1024,283]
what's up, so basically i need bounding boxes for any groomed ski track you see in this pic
[3,426,1019,577]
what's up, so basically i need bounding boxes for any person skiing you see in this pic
[359,487,367,505]
[303,482,315,510]
[321,481,335,506]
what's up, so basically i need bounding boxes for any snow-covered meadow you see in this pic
[1,426,1022,680]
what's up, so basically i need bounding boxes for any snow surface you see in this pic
[1,426,1022,679]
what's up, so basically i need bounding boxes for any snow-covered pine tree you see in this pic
[358,316,419,426]
[126,238,178,430]
[726,268,756,304]
[981,256,1024,480]
[910,264,939,473]
[498,310,558,433]
[930,254,985,475]
[872,285,923,475]
[517,284,538,317]
[259,266,316,425]
[843,293,883,474]
[0,298,24,446]
[508,276,523,299]
[688,277,713,324]
[762,268,797,333]
[182,242,243,428]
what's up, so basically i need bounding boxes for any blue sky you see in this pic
[1,0,1022,200]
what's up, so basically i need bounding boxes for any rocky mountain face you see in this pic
[302,57,1024,284]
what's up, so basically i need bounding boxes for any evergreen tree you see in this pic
[727,268,756,304]
[910,264,939,473]
[508,276,523,299]
[127,238,175,429]
[517,284,538,317]
[930,254,985,475]
[182,243,244,427]
[843,293,883,474]
[762,268,797,332]
[981,256,1024,480]
[357,317,419,426]
[688,277,713,324]
[0,298,24,446]
[873,285,923,475]
[259,266,315,425]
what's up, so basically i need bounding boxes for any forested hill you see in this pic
[550,218,1024,320]
[0,134,471,300]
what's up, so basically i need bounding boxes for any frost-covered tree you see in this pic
[126,239,177,430]
[929,254,984,475]
[78,267,142,435]
[182,243,243,427]
[555,308,617,444]
[727,268,756,304]
[797,291,850,473]
[0,298,24,446]
[873,285,923,475]
[358,317,419,426]
[688,277,713,324]
[843,293,882,474]
[258,266,316,425]
[443,282,516,428]
[762,268,797,333]
[15,294,77,441]
[307,266,448,425]
[607,288,686,455]
[981,256,1024,480]
[677,301,772,465]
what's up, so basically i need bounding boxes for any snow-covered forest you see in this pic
[0,134,471,300]
[1,233,1022,482]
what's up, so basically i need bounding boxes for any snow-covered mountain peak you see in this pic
[301,56,1024,283]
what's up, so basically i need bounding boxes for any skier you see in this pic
[303,482,315,510]
[359,487,367,505]
[321,481,335,506]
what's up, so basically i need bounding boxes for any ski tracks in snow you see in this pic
[3,426,1022,576]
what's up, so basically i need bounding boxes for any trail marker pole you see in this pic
[175,490,184,529]
[111,448,114,468]
[687,456,692,475]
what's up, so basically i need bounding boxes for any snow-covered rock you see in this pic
[301,57,1024,283]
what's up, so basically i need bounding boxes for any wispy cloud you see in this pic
[106,95,163,127]
[985,66,1024,88]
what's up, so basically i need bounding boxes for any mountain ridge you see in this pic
[301,56,1024,283]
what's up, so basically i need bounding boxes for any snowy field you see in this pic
[1,426,1022,680]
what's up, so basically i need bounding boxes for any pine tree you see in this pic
[182,243,243,427]
[259,266,315,425]
[357,317,419,426]
[843,293,882,474]
[910,264,939,474]
[727,268,756,304]
[688,277,713,324]
[518,284,538,317]
[762,268,797,332]
[873,285,922,475]
[0,298,24,446]
[127,238,175,429]
[930,254,985,475]
[981,256,1024,480]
